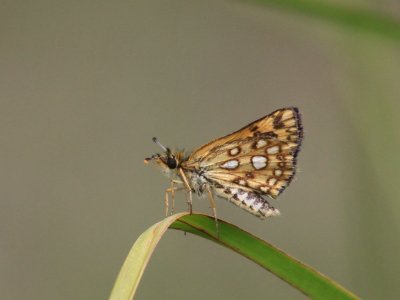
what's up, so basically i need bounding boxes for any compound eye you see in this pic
[166,157,177,169]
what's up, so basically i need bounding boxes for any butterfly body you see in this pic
[145,107,303,219]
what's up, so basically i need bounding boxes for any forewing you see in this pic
[185,107,303,199]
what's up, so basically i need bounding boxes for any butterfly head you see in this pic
[144,137,178,170]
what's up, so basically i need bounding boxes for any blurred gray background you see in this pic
[1,1,400,299]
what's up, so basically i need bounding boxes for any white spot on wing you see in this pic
[252,200,263,211]
[229,147,240,156]
[251,156,267,169]
[268,178,277,186]
[244,195,256,207]
[256,139,267,148]
[238,191,247,201]
[221,159,239,169]
[267,146,279,154]
[230,188,239,194]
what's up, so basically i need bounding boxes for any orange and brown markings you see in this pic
[182,107,302,201]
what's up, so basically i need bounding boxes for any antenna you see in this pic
[152,137,168,152]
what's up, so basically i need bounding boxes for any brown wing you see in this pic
[183,107,303,199]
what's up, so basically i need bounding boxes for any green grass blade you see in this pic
[109,212,189,300]
[110,213,358,299]
[170,214,358,300]
[246,0,400,41]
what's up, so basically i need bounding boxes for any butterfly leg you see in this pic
[165,182,185,216]
[178,168,193,214]
[164,189,169,217]
[206,185,219,238]
[170,179,184,215]
[182,189,193,215]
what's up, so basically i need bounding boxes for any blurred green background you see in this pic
[1,1,399,299]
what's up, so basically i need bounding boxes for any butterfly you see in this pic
[144,107,303,221]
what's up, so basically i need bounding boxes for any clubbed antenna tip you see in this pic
[152,137,168,152]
